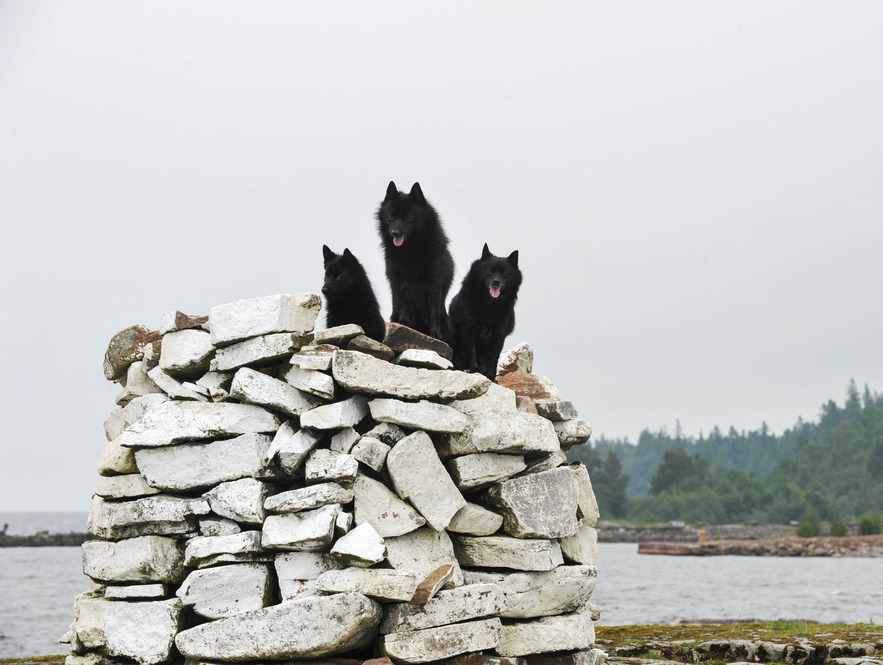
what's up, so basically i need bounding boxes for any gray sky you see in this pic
[2,2,882,512]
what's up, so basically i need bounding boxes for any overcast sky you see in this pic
[1,2,882,512]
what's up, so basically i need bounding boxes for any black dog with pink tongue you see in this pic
[449,243,522,380]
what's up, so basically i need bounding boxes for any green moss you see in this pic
[0,657,67,665]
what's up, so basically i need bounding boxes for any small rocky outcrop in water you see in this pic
[64,294,604,665]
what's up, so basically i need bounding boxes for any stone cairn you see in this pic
[64,293,603,665]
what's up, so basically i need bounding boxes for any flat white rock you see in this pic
[158,329,214,376]
[202,477,268,524]
[447,502,504,536]
[449,453,527,491]
[451,535,564,571]
[382,618,502,664]
[147,366,208,401]
[97,439,138,476]
[261,504,340,551]
[282,365,335,400]
[82,536,185,584]
[351,436,391,472]
[332,350,490,401]
[104,584,168,600]
[369,398,468,433]
[267,422,322,474]
[300,395,369,430]
[114,361,163,406]
[211,332,304,372]
[116,400,281,448]
[94,474,160,499]
[174,592,381,660]
[495,612,595,657]
[439,409,560,458]
[561,520,599,566]
[330,522,386,567]
[264,482,354,513]
[380,583,505,634]
[569,462,601,526]
[385,527,464,586]
[274,552,340,601]
[304,449,359,484]
[316,568,418,602]
[208,293,321,346]
[104,394,168,441]
[394,348,453,370]
[329,426,360,453]
[463,565,597,618]
[88,495,209,540]
[450,382,518,414]
[386,431,466,531]
[176,563,272,619]
[486,467,580,539]
[135,433,272,491]
[353,474,426,537]
[184,530,263,567]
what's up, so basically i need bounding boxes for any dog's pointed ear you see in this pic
[322,244,335,265]
[386,181,398,200]
[507,250,519,267]
[408,182,425,203]
[481,243,492,260]
[342,248,355,261]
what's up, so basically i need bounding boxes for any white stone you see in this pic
[394,349,453,370]
[174,592,381,661]
[230,367,323,418]
[82,536,185,584]
[380,583,506,634]
[333,350,490,401]
[88,495,209,540]
[147,366,209,401]
[385,527,464,586]
[316,568,418,602]
[330,522,386,567]
[135,433,272,491]
[264,482,354,513]
[158,329,214,376]
[353,475,426,537]
[288,345,336,371]
[451,535,564,571]
[486,467,580,539]
[300,395,369,430]
[439,409,560,458]
[265,422,322,474]
[304,449,359,484]
[447,503,504,536]
[104,394,168,441]
[208,293,321,346]
[116,400,281,448]
[520,449,568,476]
[97,439,138,476]
[114,361,163,406]
[282,365,335,400]
[386,431,466,531]
[382,618,502,664]
[104,584,168,600]
[462,565,597,618]
[94,474,160,499]
[261,504,339,551]
[553,419,593,448]
[351,437,391,472]
[176,563,272,619]
[336,510,353,535]
[198,516,240,537]
[569,463,601,526]
[449,453,527,491]
[195,371,233,401]
[313,324,364,346]
[203,478,268,524]
[495,612,595,657]
[561,521,599,566]
[497,343,533,375]
[534,400,579,421]
[74,595,182,664]
[330,426,360,453]
[181,381,211,398]
[211,332,304,372]
[450,383,518,414]
[274,552,340,601]
[184,531,263,567]
[369,398,468,433]
[364,421,407,444]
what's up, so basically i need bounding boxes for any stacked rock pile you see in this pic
[64,293,604,665]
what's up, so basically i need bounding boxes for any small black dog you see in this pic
[321,245,386,343]
[449,243,522,379]
[376,181,454,341]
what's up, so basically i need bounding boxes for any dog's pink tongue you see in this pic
[489,285,501,298]
[393,236,404,247]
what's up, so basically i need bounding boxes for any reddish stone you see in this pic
[165,311,208,333]
[383,323,453,362]
[347,335,395,362]
[103,324,162,381]
[495,374,559,401]
[515,396,538,415]
[410,563,455,604]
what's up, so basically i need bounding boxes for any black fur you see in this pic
[376,181,454,341]
[449,244,522,380]
[321,245,387,343]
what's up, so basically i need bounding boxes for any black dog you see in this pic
[321,245,386,343]
[376,181,454,341]
[449,244,522,379]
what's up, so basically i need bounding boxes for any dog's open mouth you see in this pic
[392,236,405,247]
[489,285,501,298]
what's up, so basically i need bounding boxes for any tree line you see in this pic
[569,381,883,527]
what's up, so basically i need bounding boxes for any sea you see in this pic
[1,512,881,659]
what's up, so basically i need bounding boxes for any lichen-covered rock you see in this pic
[158,329,214,377]
[231,367,324,418]
[94,474,160,500]
[282,365,336,400]
[496,343,533,376]
[174,592,381,661]
[447,503,504,536]
[184,531,264,568]
[494,373,559,401]
[568,462,600,526]
[82,536,185,584]
[385,527,464,586]
[449,453,527,491]
[261,504,340,551]
[553,419,593,449]
[560,521,598,566]
[332,351,489,401]
[381,618,501,664]
[87,495,209,540]
[158,311,208,335]
[208,293,321,346]
[486,467,579,539]
[212,332,305,372]
[353,475,426,537]
[438,409,560,458]
[451,535,564,571]
[380,583,505,634]
[495,612,595,657]
[176,563,272,619]
[202,477,268,524]
[300,395,369,430]
[265,482,353,514]
[104,325,162,381]
[317,568,418,602]
[369,398,468,433]
[462,565,596,618]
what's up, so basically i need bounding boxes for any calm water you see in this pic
[1,515,882,658]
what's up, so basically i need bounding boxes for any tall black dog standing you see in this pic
[449,243,522,380]
[376,181,454,342]
[321,245,387,343]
